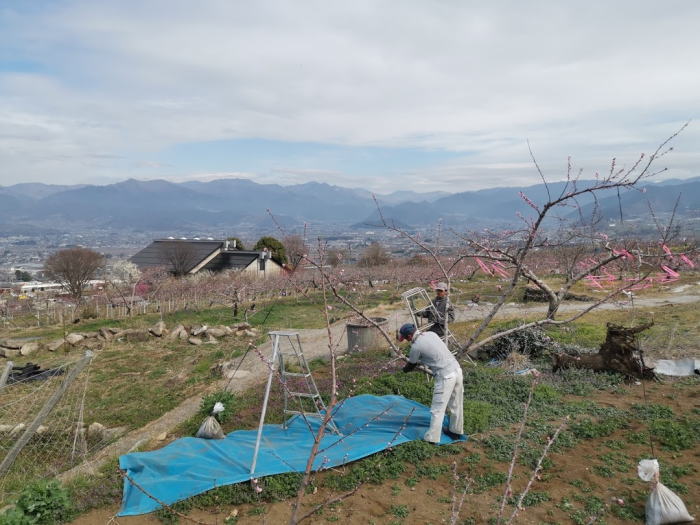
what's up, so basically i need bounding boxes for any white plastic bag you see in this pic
[195,402,226,439]
[638,459,694,525]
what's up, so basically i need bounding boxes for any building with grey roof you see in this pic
[130,239,284,277]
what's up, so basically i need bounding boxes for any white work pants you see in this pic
[424,367,464,443]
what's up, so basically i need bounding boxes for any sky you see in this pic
[1,1,699,193]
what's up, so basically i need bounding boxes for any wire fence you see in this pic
[0,353,109,505]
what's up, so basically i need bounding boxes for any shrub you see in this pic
[0,508,36,525]
[476,326,559,360]
[15,480,72,524]
[198,390,237,423]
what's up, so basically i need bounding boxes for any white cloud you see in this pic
[0,1,698,190]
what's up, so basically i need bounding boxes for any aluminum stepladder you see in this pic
[401,287,473,363]
[250,330,339,475]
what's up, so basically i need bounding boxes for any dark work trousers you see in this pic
[428,324,446,337]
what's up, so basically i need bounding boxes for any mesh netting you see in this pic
[0,354,108,504]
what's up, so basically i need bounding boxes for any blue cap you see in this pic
[398,323,416,341]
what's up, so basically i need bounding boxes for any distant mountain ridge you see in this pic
[0,176,698,233]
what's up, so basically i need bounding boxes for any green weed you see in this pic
[389,504,409,518]
[570,416,628,439]
[650,418,699,451]
[472,471,507,494]
[630,403,674,421]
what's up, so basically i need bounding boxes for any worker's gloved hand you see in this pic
[402,362,417,373]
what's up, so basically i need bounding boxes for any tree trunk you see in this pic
[552,322,655,379]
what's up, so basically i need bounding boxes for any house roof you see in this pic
[130,239,223,273]
[130,239,282,274]
[202,251,259,272]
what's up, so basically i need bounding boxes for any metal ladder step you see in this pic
[287,392,319,398]
[284,410,327,418]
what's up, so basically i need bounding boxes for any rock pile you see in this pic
[0,420,126,442]
[0,322,260,359]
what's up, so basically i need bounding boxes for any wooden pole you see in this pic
[0,351,93,476]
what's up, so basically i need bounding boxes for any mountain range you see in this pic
[0,176,698,234]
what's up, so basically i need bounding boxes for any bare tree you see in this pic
[44,247,105,303]
[283,235,308,271]
[326,248,347,267]
[159,242,199,276]
[372,124,690,371]
[357,242,390,267]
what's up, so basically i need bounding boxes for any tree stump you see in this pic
[552,322,655,380]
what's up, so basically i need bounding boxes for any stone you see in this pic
[10,423,26,436]
[0,339,22,350]
[155,432,168,441]
[87,422,106,440]
[20,342,40,356]
[188,337,203,346]
[167,324,185,340]
[107,327,121,335]
[1,349,20,358]
[178,329,189,341]
[65,333,85,345]
[115,329,150,343]
[211,360,252,380]
[149,321,167,337]
[98,327,113,341]
[222,371,252,391]
[0,424,14,432]
[36,425,48,435]
[47,339,65,352]
[205,334,219,344]
[243,330,257,337]
[207,328,227,338]
[234,322,251,331]
[192,325,208,336]
[103,426,127,441]
[81,332,99,339]
[82,339,103,350]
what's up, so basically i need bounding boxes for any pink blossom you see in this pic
[661,265,680,278]
[474,257,493,276]
[680,254,695,268]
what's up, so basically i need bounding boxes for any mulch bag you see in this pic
[196,402,226,439]
[638,459,694,525]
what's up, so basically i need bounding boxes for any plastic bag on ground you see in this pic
[195,402,227,439]
[638,459,694,525]
[196,416,225,439]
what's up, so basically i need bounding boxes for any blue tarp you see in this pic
[118,394,466,516]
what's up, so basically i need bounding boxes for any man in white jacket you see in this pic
[398,323,464,443]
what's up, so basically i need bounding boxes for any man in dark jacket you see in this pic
[421,282,454,337]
